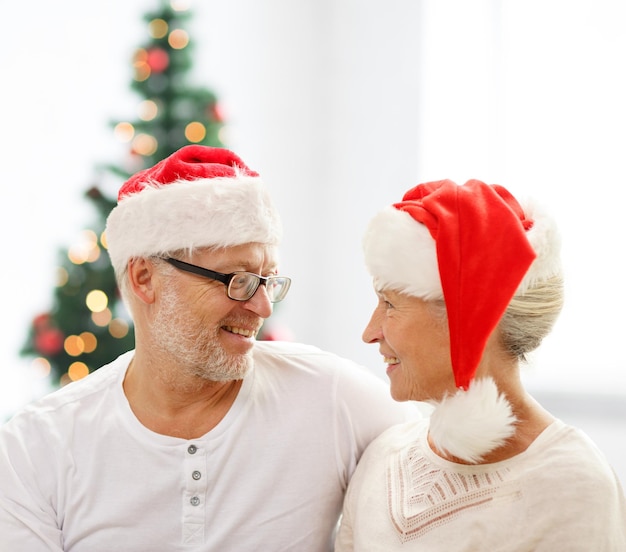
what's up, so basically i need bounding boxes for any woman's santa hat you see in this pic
[363,179,561,463]
[105,145,282,276]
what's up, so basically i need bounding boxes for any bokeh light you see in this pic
[91,308,113,327]
[64,335,85,357]
[56,266,69,287]
[68,362,90,382]
[132,133,158,156]
[168,29,189,49]
[218,125,230,144]
[109,318,130,339]
[171,0,191,11]
[86,289,108,313]
[114,122,135,142]
[138,100,158,121]
[148,18,168,39]
[185,121,206,142]
[147,48,169,73]
[79,332,97,354]
[68,230,101,264]
[133,48,151,81]
[30,357,51,378]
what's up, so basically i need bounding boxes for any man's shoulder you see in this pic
[252,340,371,378]
[253,340,331,357]
[253,340,350,365]
[250,341,421,420]
[4,351,132,426]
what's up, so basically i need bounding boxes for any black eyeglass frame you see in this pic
[163,257,291,303]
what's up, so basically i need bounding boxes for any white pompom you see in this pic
[428,378,517,464]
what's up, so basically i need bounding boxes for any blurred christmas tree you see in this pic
[21,0,227,387]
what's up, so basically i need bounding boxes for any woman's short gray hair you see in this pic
[498,274,565,361]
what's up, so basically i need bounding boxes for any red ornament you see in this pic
[209,102,225,123]
[32,313,52,330]
[35,328,65,356]
[146,48,169,73]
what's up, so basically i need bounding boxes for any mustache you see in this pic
[219,316,263,333]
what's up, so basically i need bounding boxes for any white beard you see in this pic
[150,286,253,382]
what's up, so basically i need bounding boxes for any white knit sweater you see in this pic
[336,418,626,551]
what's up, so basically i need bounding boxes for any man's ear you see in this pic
[127,257,158,304]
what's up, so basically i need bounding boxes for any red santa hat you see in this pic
[363,179,561,463]
[105,145,282,275]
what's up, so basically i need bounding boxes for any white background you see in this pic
[1,0,625,478]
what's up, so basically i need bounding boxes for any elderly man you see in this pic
[0,146,414,551]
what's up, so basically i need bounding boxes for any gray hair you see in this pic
[115,255,179,317]
[424,273,564,363]
[498,274,565,361]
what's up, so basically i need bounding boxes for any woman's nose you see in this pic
[362,309,383,344]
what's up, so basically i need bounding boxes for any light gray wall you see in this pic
[193,0,425,375]
[193,0,626,396]
[190,0,626,484]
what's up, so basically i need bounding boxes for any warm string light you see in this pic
[91,309,112,327]
[170,0,191,11]
[185,121,206,142]
[39,228,133,384]
[68,230,101,265]
[55,316,130,384]
[109,319,130,339]
[132,133,158,156]
[86,290,108,313]
[64,332,98,357]
[134,12,190,81]
[68,362,90,381]
[114,122,134,142]
[114,112,223,149]
[56,266,69,287]
[148,18,168,39]
[31,357,51,378]
[168,29,189,49]
[119,15,227,155]
[138,100,158,121]
[133,49,151,82]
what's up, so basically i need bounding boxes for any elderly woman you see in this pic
[335,180,626,550]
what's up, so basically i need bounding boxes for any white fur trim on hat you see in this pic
[362,206,443,299]
[363,200,562,300]
[105,174,282,276]
[516,198,562,295]
[428,377,517,464]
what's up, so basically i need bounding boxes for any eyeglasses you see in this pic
[163,257,292,303]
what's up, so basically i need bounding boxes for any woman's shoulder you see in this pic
[519,419,623,494]
[365,417,430,456]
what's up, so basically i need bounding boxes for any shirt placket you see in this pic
[182,442,207,545]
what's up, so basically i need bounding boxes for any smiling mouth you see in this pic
[384,356,400,365]
[223,325,258,338]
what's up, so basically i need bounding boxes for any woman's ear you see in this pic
[127,257,158,304]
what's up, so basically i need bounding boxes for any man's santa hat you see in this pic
[363,179,561,463]
[105,145,282,276]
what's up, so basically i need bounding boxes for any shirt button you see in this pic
[192,470,202,480]
[187,445,197,454]
[190,496,200,506]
